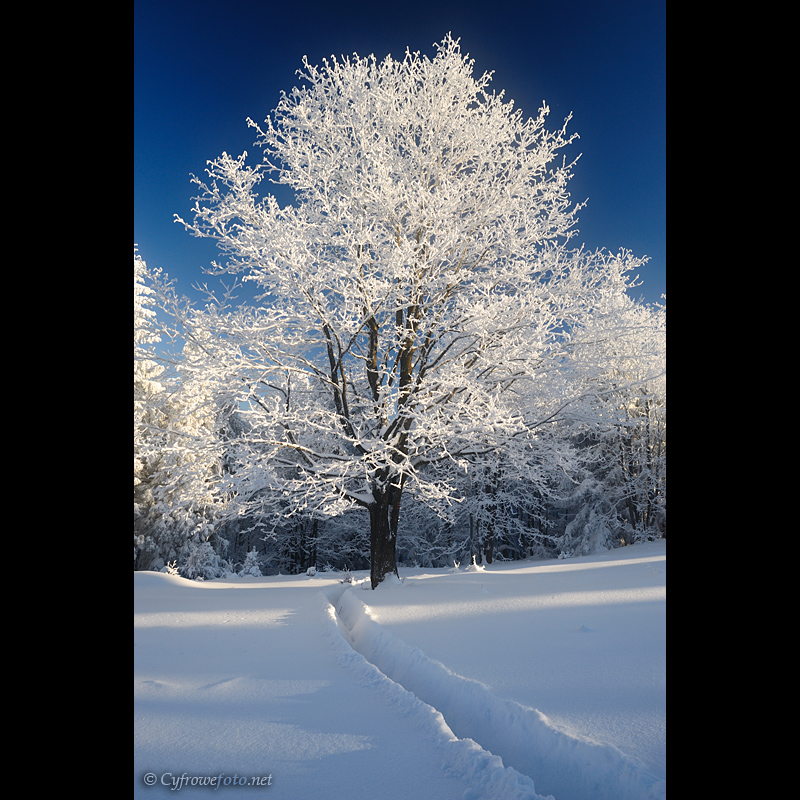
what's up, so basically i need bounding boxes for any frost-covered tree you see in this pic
[559,293,666,548]
[134,250,230,573]
[175,35,644,587]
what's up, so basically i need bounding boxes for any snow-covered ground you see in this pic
[134,540,666,800]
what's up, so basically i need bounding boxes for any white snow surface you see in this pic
[134,540,666,800]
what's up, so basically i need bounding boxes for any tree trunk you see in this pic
[369,487,400,588]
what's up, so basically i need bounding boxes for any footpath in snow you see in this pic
[134,541,666,800]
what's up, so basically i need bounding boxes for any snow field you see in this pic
[134,541,665,799]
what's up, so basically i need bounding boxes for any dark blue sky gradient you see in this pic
[134,0,665,305]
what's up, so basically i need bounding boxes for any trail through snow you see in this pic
[134,541,666,799]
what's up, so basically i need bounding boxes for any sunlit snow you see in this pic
[134,540,665,799]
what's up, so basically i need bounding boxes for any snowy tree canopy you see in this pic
[172,35,649,586]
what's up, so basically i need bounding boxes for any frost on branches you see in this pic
[175,35,648,587]
[561,293,666,546]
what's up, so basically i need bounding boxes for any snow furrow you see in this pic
[324,585,665,800]
[320,586,551,800]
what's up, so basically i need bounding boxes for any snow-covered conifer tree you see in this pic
[134,249,164,487]
[134,250,229,572]
[135,249,167,546]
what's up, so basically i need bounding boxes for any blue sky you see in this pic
[134,0,665,306]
